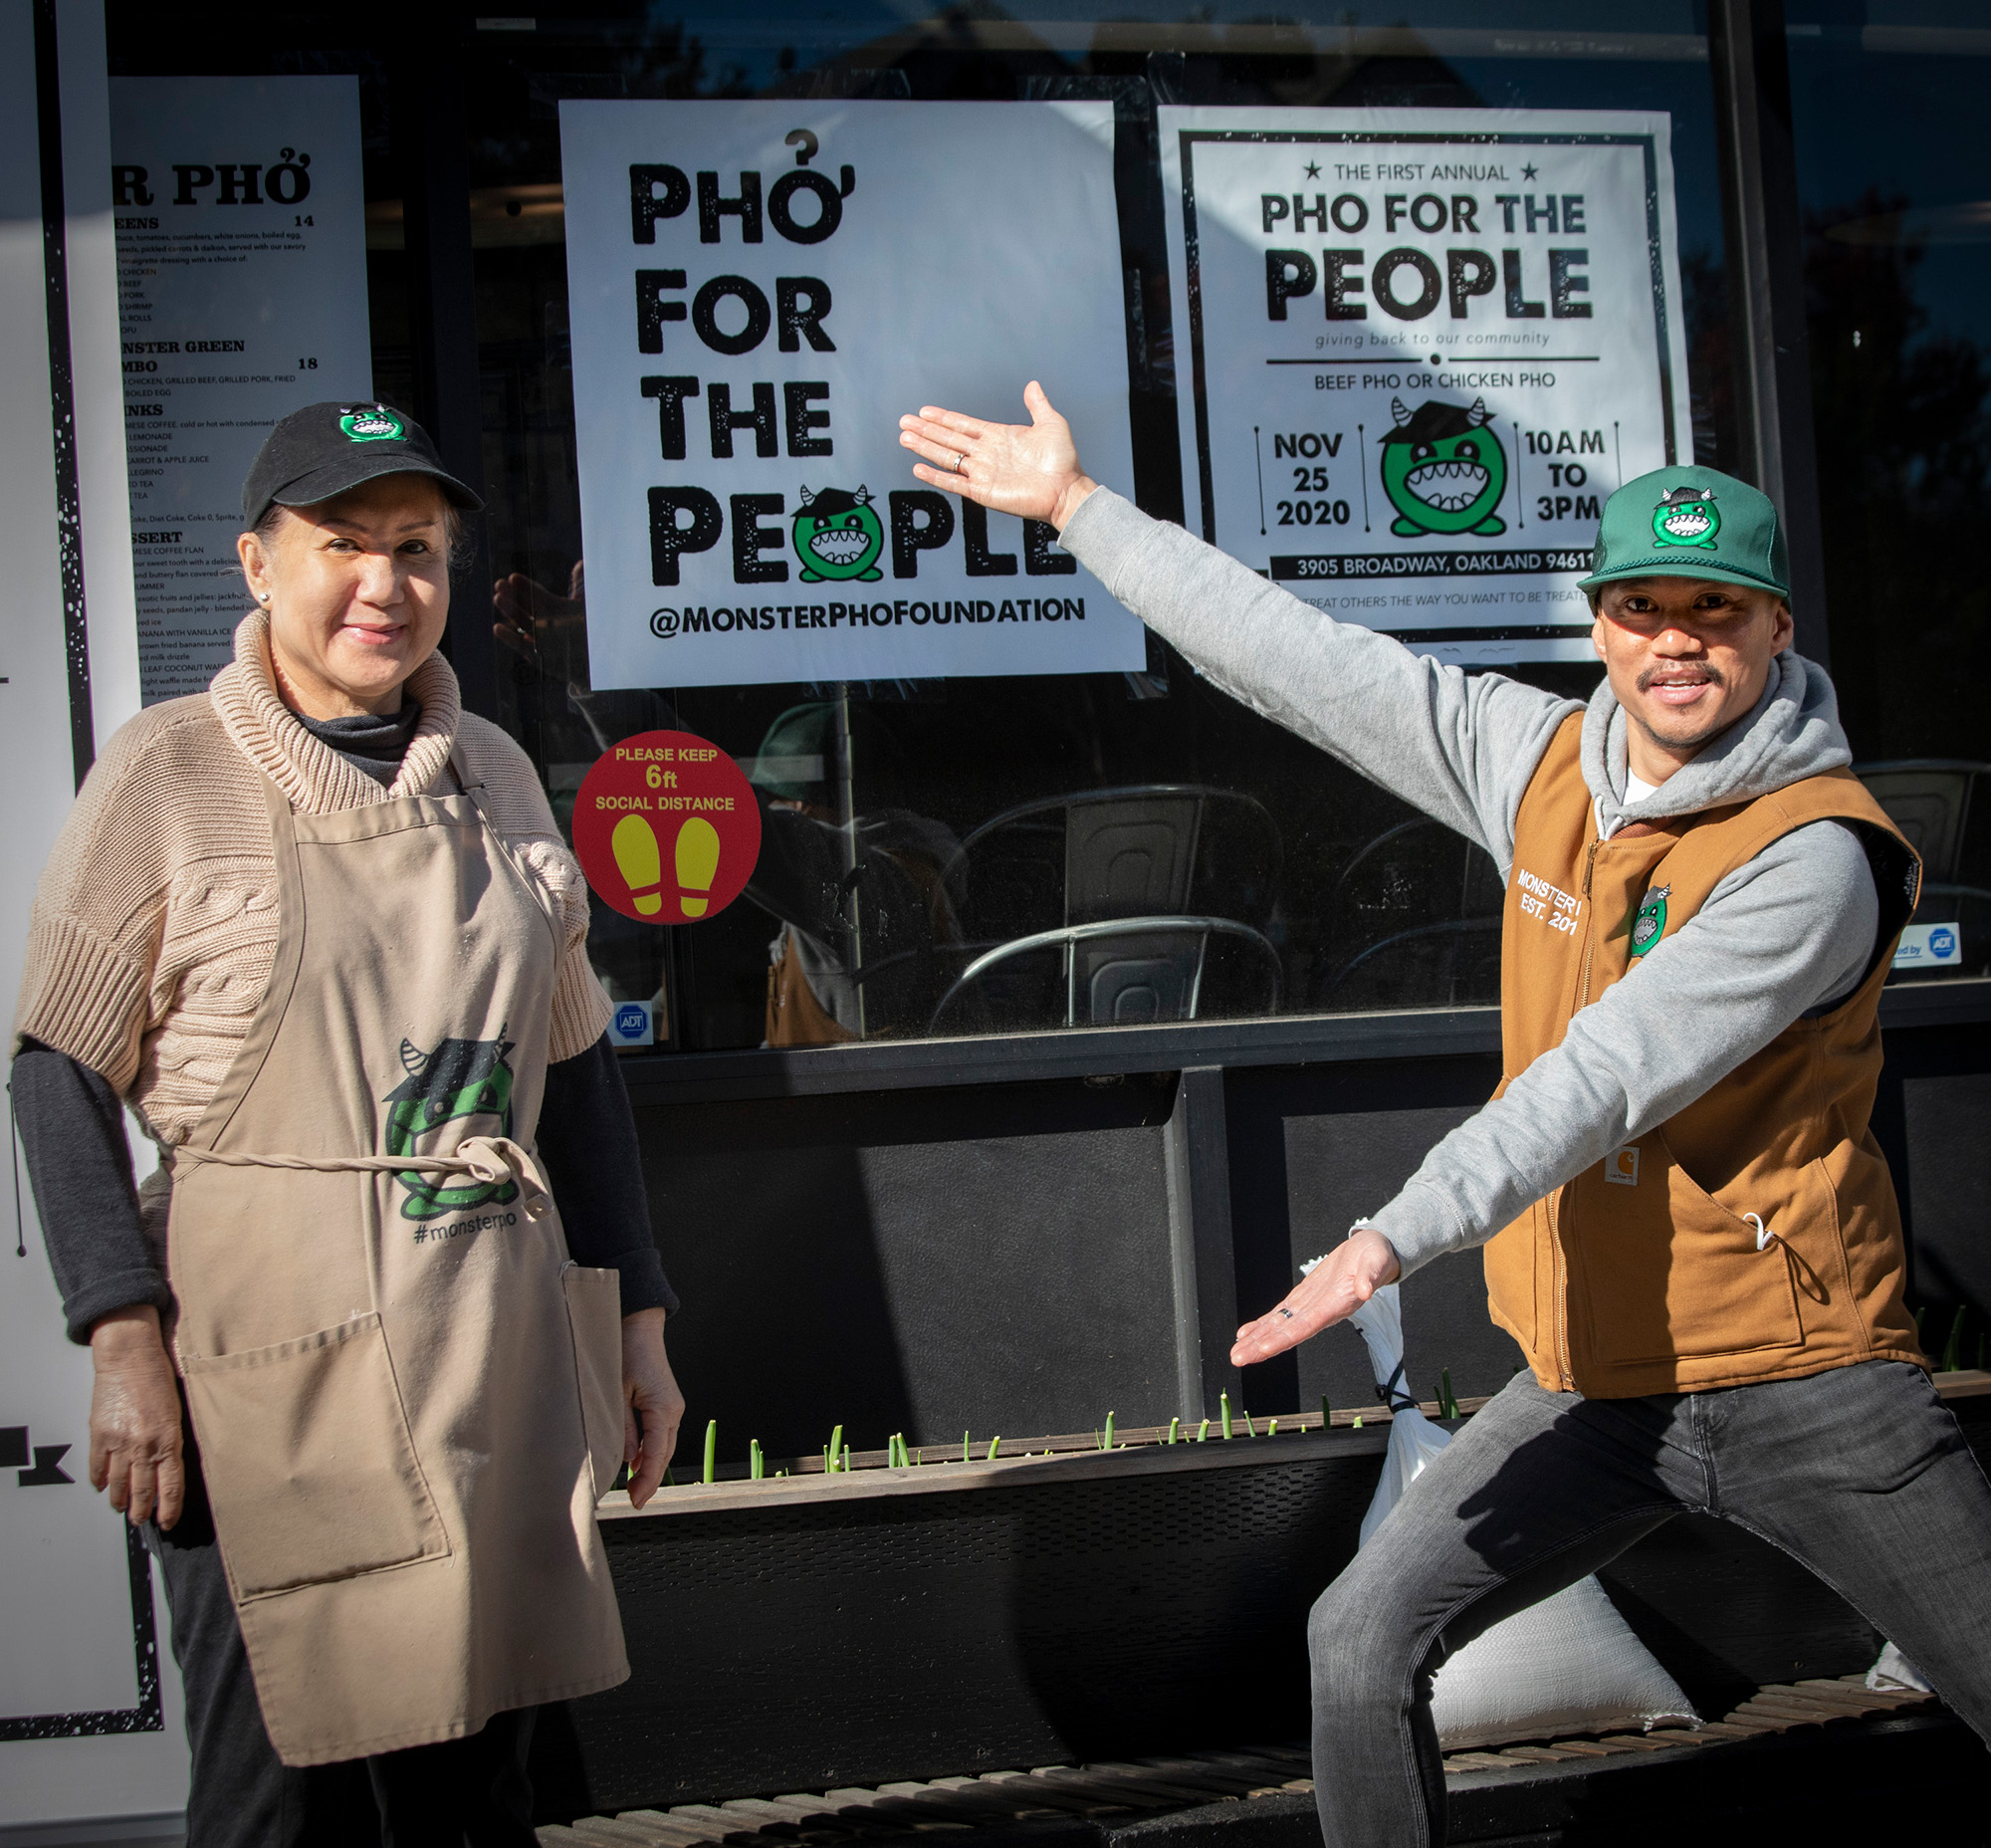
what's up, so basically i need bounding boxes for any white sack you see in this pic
[1343,1285,1699,1749]
[1866,1641,1932,1693]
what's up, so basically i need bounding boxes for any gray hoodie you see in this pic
[1060,488,1880,1275]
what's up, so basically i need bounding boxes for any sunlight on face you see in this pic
[237,474,452,719]
[1591,578,1794,776]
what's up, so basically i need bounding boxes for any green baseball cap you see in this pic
[1577,464,1790,600]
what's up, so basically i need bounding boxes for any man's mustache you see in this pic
[1637,663,1725,692]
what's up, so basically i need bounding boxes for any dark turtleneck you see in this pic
[293,699,427,785]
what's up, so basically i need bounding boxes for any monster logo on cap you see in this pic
[339,403,406,443]
[1651,485,1719,551]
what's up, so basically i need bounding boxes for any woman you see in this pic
[12,401,684,1844]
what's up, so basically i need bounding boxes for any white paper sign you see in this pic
[560,100,1144,690]
[111,76,372,704]
[1161,108,1690,665]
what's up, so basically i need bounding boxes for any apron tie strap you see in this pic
[171,1134,553,1221]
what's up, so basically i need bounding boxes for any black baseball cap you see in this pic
[240,400,484,530]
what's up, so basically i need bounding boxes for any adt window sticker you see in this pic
[609,1001,654,1046]
[1892,922,1961,970]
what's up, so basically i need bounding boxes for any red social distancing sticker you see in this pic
[571,730,763,923]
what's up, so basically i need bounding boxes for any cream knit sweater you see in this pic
[12,611,609,1154]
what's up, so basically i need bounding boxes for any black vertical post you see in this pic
[1164,1065,1241,1423]
[390,30,498,718]
[33,0,93,788]
[1709,0,1831,665]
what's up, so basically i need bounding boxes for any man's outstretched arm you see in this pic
[1229,817,1881,1363]
[902,384,1576,866]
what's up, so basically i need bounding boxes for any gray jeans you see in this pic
[1307,1359,1991,1847]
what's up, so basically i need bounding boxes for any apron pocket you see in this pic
[561,1263,625,1500]
[181,1312,450,1599]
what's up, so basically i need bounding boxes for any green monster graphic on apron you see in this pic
[166,757,627,1765]
[384,1036,520,1218]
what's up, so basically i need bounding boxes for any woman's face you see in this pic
[236,473,452,718]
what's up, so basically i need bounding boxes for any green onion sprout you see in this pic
[1198,1418,1211,1442]
[1167,1417,1181,1445]
[1320,1393,1331,1429]
[750,1439,764,1481]
[1220,1391,1233,1439]
[702,1419,717,1485]
[987,1436,1001,1461]
[1941,1306,1966,1374]
[1104,1412,1117,1450]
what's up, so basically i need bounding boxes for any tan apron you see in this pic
[164,763,629,1766]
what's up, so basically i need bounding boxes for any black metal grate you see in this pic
[552,1456,1373,1818]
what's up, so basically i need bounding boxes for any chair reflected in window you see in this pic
[934,786,1283,1032]
[1854,760,1991,979]
[1316,817,1505,1010]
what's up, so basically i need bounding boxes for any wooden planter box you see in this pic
[527,1378,1991,1825]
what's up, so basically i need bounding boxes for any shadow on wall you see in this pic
[639,1073,1182,1462]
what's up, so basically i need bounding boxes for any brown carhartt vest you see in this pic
[1483,713,1924,1398]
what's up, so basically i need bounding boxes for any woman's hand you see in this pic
[898,381,1098,531]
[620,1307,684,1508]
[89,1306,184,1530]
[1228,1226,1402,1367]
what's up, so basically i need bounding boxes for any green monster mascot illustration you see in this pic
[338,404,406,443]
[383,1035,518,1220]
[1651,485,1720,550]
[791,485,885,582]
[1379,396,1508,539]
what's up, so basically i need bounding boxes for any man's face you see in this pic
[1591,577,1794,764]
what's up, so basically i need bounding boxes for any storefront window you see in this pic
[455,3,1749,1051]
[108,5,1758,1051]
[1790,4,1991,984]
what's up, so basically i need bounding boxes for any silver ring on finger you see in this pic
[1278,1307,1295,1319]
[954,451,967,472]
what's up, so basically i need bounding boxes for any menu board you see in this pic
[111,76,372,702]
[1161,108,1690,665]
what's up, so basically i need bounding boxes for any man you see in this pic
[897,385,1991,1844]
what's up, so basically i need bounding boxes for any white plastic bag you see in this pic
[1866,1641,1932,1693]
[1343,1285,1699,1749]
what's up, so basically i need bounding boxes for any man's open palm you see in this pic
[1229,1226,1402,1366]
[898,381,1094,530]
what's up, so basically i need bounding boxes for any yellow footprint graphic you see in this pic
[676,817,721,918]
[611,814,664,916]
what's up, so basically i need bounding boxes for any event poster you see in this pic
[111,77,372,703]
[560,100,1144,690]
[1162,109,1690,664]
